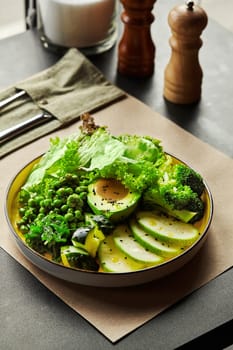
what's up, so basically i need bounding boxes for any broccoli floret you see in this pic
[142,162,205,223]
[185,195,204,222]
[160,184,197,210]
[143,187,201,223]
[172,164,205,196]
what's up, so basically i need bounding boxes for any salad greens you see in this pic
[17,114,205,270]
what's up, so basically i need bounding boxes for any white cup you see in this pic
[37,0,117,55]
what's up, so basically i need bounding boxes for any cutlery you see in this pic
[0,113,53,145]
[0,90,27,109]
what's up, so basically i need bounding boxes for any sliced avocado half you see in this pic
[87,178,140,222]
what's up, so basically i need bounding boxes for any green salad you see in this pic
[16,114,205,273]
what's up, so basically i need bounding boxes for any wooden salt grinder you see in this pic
[163,1,208,104]
[118,0,157,77]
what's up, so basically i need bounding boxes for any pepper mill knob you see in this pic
[163,1,208,104]
[118,0,157,77]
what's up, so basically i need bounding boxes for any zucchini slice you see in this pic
[136,211,200,245]
[98,236,146,272]
[60,246,99,271]
[130,219,181,258]
[113,225,164,265]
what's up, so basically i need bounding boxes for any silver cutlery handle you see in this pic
[0,113,53,145]
[0,90,26,109]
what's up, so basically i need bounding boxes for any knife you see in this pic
[0,113,53,145]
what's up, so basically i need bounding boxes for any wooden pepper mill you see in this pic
[163,1,208,104]
[118,0,157,77]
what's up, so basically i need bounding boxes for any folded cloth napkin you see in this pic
[0,48,125,158]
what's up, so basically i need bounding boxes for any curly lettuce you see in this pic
[23,126,164,195]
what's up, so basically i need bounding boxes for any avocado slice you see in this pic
[87,178,140,222]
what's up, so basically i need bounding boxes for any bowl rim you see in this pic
[4,152,214,280]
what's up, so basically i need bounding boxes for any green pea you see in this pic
[74,210,83,220]
[53,198,63,208]
[34,195,44,205]
[75,185,87,193]
[64,212,74,222]
[25,208,36,220]
[64,187,73,196]
[56,187,66,197]
[42,198,52,208]
[61,204,69,213]
[80,179,90,186]
[79,192,87,200]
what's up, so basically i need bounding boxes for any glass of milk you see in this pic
[37,0,117,55]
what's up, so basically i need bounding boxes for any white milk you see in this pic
[38,0,116,48]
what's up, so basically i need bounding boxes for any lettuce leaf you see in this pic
[78,128,126,170]
[23,132,81,188]
[23,126,164,194]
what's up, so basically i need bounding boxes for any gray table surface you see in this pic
[0,1,233,349]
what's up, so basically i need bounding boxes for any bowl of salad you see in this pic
[5,114,213,287]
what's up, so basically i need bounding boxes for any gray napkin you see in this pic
[0,48,125,158]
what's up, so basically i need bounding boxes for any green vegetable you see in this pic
[98,236,147,272]
[72,227,91,245]
[118,134,163,163]
[98,210,202,272]
[17,170,91,259]
[130,219,181,258]
[23,133,81,188]
[113,224,163,264]
[25,213,71,260]
[84,226,105,258]
[172,163,205,196]
[84,213,114,235]
[61,245,99,271]
[142,160,205,223]
[87,178,140,222]
[16,115,206,272]
[136,211,200,245]
[78,127,126,171]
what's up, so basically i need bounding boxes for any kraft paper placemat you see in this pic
[1,96,233,343]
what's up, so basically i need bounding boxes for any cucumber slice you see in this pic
[130,219,181,258]
[136,211,200,245]
[98,236,146,272]
[113,225,164,265]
